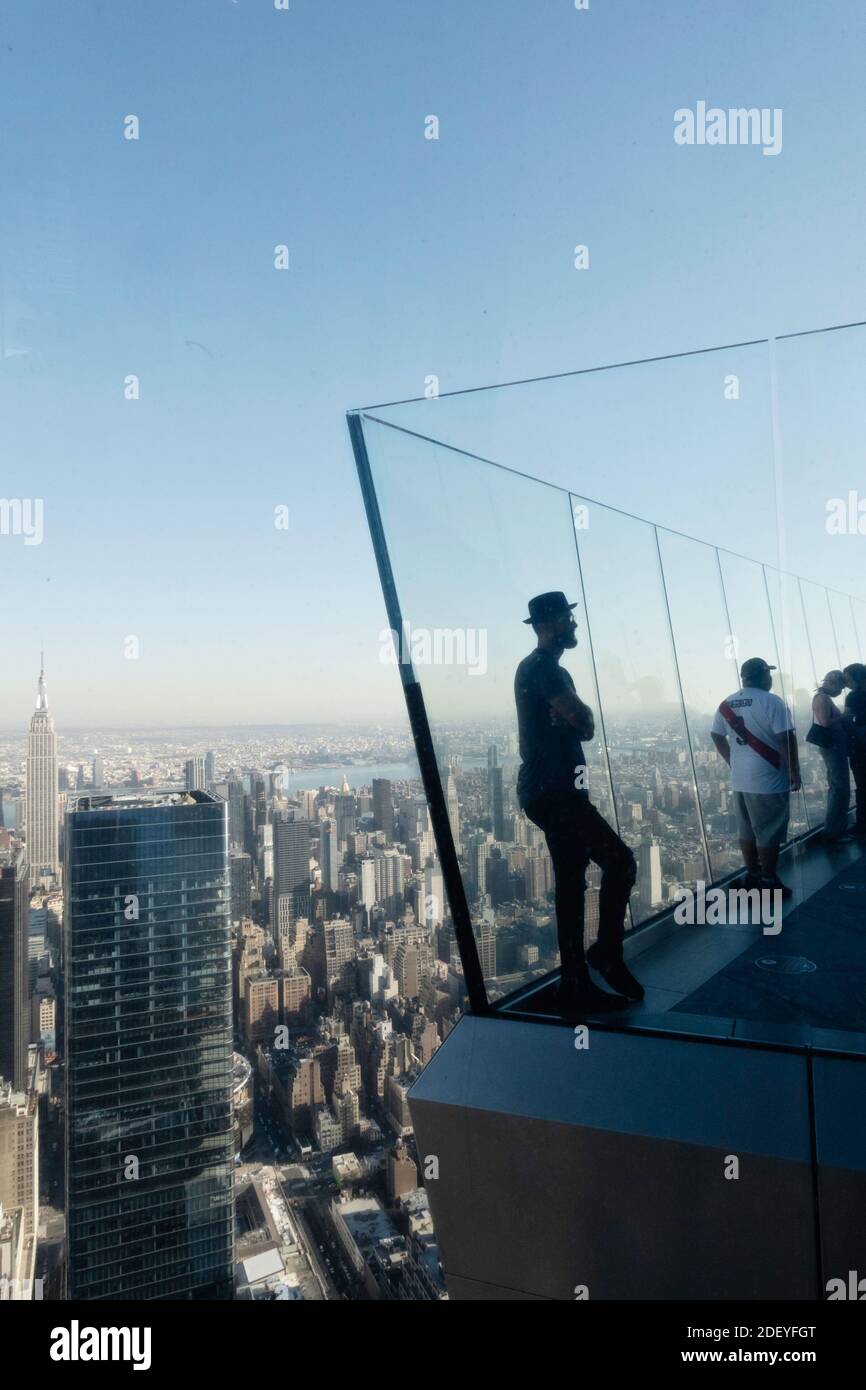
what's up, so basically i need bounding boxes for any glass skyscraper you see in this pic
[64,791,234,1300]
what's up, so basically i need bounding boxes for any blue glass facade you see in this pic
[65,793,234,1300]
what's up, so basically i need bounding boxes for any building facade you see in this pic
[64,791,234,1300]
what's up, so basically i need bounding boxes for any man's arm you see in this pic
[549,690,595,740]
[779,729,801,791]
[711,732,731,765]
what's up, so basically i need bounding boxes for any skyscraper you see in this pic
[443,769,461,855]
[25,661,59,883]
[273,815,310,924]
[0,849,29,1090]
[372,779,395,842]
[229,848,253,923]
[227,780,246,848]
[65,791,234,1300]
[184,756,207,792]
[638,840,663,916]
[488,765,505,842]
[358,856,377,912]
[91,753,104,788]
[335,777,357,845]
[318,819,341,892]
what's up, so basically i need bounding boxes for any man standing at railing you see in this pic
[515,591,643,1016]
[710,657,801,897]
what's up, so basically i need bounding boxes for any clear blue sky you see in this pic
[2,0,865,726]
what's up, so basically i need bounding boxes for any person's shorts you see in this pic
[733,790,790,848]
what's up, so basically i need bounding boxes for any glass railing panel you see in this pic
[763,567,810,836]
[717,551,780,678]
[358,414,614,1004]
[800,579,839,680]
[354,328,866,1049]
[828,590,860,670]
[656,529,740,881]
[774,324,866,619]
[366,342,777,569]
[570,500,706,928]
[774,322,866,839]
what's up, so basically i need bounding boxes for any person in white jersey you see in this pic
[711,656,801,897]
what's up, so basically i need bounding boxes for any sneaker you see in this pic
[586,943,645,1001]
[557,974,630,1017]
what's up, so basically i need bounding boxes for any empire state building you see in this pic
[26,659,59,882]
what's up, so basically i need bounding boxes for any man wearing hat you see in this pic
[711,657,801,895]
[515,592,642,1014]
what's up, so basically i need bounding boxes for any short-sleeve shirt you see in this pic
[711,687,795,794]
[515,649,586,808]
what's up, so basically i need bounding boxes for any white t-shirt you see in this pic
[711,687,795,794]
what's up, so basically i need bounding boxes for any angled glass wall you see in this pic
[570,502,708,924]
[350,331,866,1051]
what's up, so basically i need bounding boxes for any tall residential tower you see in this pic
[25,660,59,883]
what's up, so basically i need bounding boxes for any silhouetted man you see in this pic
[843,663,866,836]
[514,592,642,1015]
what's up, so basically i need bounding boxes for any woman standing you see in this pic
[811,671,852,843]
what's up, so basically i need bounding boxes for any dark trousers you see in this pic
[525,788,637,987]
[820,739,851,838]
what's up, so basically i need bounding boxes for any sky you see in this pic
[2,0,865,728]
